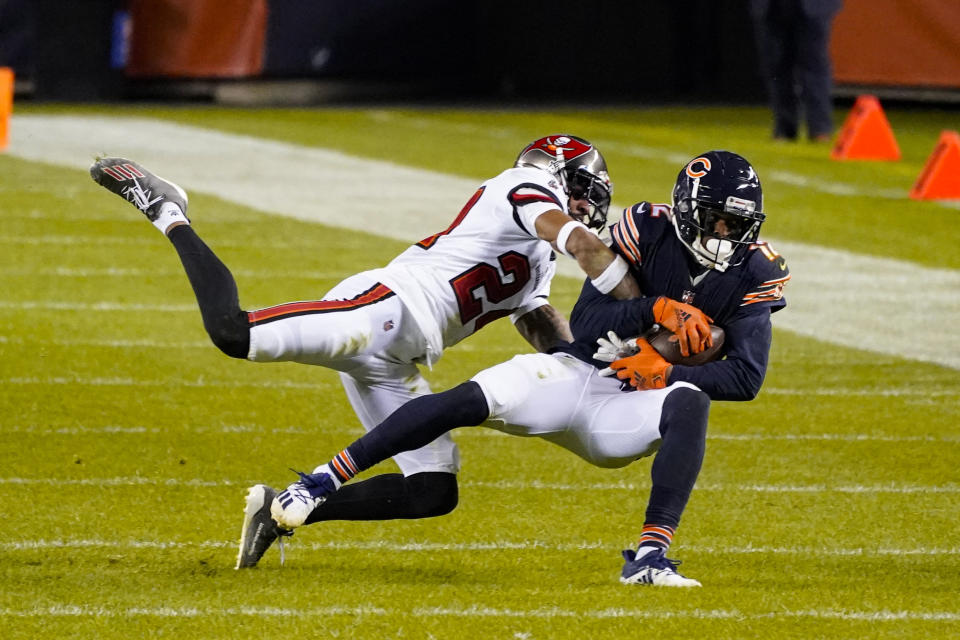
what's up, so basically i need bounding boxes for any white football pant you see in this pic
[472,353,700,468]
[246,271,460,475]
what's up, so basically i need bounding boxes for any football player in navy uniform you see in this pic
[248,150,790,587]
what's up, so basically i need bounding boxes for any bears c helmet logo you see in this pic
[685,157,712,179]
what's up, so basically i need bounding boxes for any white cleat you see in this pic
[270,470,339,530]
[619,549,702,587]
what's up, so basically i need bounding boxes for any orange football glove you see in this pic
[652,296,713,357]
[608,338,671,390]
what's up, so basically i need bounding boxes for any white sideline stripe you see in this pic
[766,239,960,371]
[1,476,957,494]
[2,376,954,397]
[6,424,958,443]
[5,538,960,558]
[7,114,960,370]
[11,115,476,249]
[0,604,958,622]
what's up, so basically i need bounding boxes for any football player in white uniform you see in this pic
[89,135,640,569]
[241,151,789,587]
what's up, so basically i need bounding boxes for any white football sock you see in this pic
[310,463,343,490]
[636,545,662,559]
[153,202,190,235]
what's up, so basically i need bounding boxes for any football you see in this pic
[644,324,725,366]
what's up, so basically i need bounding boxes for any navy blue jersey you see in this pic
[553,202,790,401]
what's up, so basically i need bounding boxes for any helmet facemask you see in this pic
[567,166,612,229]
[674,196,764,272]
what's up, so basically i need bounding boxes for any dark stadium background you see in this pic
[1,0,958,106]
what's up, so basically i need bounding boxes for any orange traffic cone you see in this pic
[830,95,901,161]
[909,130,960,200]
[0,67,12,151]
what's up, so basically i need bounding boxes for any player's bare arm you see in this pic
[514,303,573,352]
[534,209,641,300]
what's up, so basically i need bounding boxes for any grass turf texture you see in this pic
[2,105,959,638]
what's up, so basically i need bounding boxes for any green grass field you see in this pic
[2,104,959,639]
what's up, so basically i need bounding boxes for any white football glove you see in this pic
[593,331,640,377]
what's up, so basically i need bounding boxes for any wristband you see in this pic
[555,219,589,257]
[591,254,629,294]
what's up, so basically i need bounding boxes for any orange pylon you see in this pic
[0,67,13,151]
[909,130,960,200]
[830,95,901,161]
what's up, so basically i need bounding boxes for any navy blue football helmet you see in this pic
[515,134,612,229]
[671,151,765,271]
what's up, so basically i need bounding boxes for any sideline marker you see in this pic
[830,95,901,161]
[909,130,960,200]
[0,67,12,151]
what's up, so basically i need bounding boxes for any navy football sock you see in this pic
[331,381,489,482]
[642,387,710,539]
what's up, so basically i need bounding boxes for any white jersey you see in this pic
[370,166,566,364]
[245,166,567,475]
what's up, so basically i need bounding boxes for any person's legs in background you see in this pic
[796,2,839,141]
[751,0,800,140]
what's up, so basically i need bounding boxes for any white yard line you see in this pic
[4,538,960,557]
[0,336,214,348]
[0,300,197,312]
[0,334,519,354]
[2,233,316,251]
[1,376,333,390]
[2,376,954,397]
[0,604,957,622]
[5,424,958,442]
[466,480,960,494]
[1,476,957,494]
[0,265,344,279]
[1,425,334,435]
[7,114,960,369]
[706,432,960,442]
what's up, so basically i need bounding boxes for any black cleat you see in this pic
[90,156,189,222]
[236,484,292,569]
